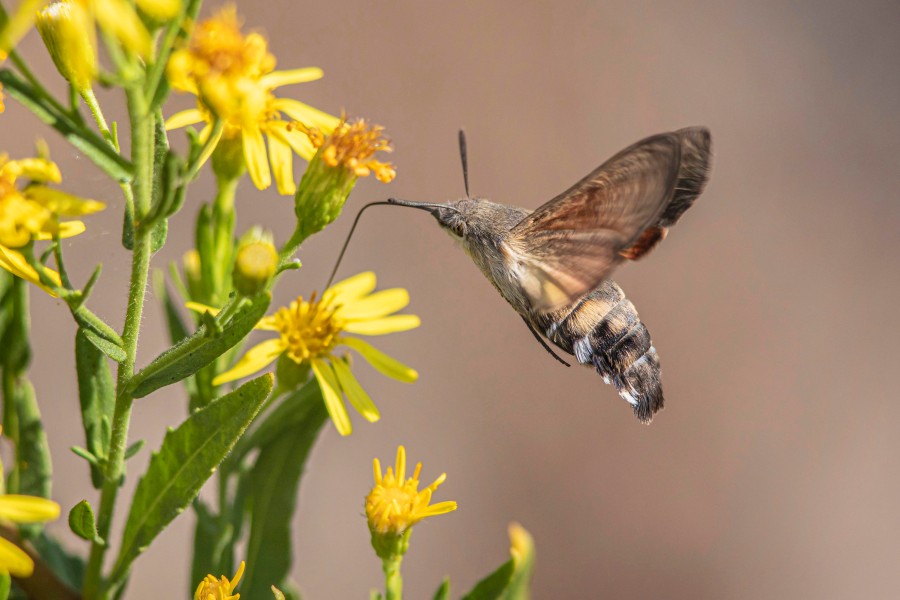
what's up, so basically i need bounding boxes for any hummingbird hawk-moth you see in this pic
[387,127,712,423]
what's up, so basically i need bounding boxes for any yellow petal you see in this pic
[323,271,376,306]
[0,495,60,523]
[342,315,421,335]
[185,301,219,316]
[272,98,340,131]
[256,315,279,331]
[34,220,86,240]
[335,288,409,320]
[331,359,380,422]
[311,359,351,436]
[267,130,295,195]
[340,337,418,383]
[0,245,61,296]
[0,537,34,578]
[242,126,271,190]
[259,67,324,90]
[165,109,206,130]
[2,158,61,183]
[24,187,105,216]
[212,338,285,386]
[193,124,224,174]
[268,121,317,162]
[420,501,458,518]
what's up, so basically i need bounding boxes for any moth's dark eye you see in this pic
[451,221,466,237]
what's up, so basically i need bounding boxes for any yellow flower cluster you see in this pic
[366,445,457,536]
[190,272,419,436]
[167,7,339,194]
[0,153,104,292]
[194,561,244,600]
[294,117,396,183]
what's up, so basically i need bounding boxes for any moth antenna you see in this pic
[458,129,470,197]
[325,201,394,290]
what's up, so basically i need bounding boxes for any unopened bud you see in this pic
[136,0,181,22]
[36,1,97,92]
[232,240,277,296]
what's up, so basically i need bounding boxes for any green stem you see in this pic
[82,86,155,600]
[210,173,238,304]
[82,88,117,150]
[383,555,403,600]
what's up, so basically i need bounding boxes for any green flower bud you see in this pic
[36,1,97,92]
[290,118,395,244]
[232,239,277,297]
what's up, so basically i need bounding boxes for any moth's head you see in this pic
[388,198,510,248]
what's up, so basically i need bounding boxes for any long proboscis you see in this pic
[324,199,457,290]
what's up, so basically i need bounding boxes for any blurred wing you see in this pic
[508,132,686,312]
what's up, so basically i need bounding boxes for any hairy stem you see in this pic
[82,86,155,600]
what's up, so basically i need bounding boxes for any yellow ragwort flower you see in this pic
[0,153,103,292]
[294,117,396,183]
[194,561,245,600]
[189,272,419,436]
[166,6,339,195]
[366,445,457,536]
[0,494,61,577]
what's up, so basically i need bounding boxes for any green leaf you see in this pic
[432,578,451,600]
[461,560,515,600]
[151,218,168,254]
[15,380,52,539]
[239,381,328,599]
[127,293,271,398]
[124,440,145,460]
[0,573,8,600]
[68,500,97,541]
[81,328,126,363]
[189,499,223,595]
[111,374,273,583]
[31,531,85,591]
[75,330,115,488]
[0,70,133,182]
[461,524,535,600]
[0,276,30,372]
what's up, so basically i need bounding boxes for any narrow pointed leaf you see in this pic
[112,374,273,582]
[15,379,53,538]
[75,330,115,488]
[0,69,133,181]
[81,328,126,363]
[432,578,451,600]
[240,382,328,598]
[127,293,271,398]
[461,560,514,600]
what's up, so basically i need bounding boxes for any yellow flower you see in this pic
[366,445,457,536]
[0,153,104,248]
[36,0,97,92]
[166,6,338,195]
[189,271,419,436]
[0,494,61,577]
[0,153,103,291]
[194,561,244,600]
[294,117,396,183]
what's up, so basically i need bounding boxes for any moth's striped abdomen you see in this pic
[535,280,664,423]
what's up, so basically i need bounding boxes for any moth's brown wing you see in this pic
[507,132,682,312]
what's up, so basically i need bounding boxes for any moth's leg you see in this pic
[521,316,570,367]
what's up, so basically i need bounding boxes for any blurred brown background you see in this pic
[4,0,900,597]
